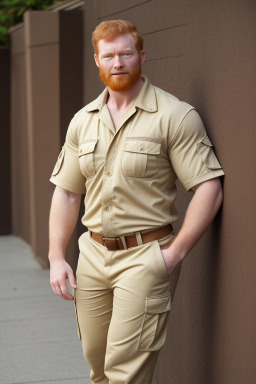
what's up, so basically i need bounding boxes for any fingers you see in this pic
[50,260,76,301]
[67,269,77,289]
[52,283,74,301]
[60,282,74,301]
[51,279,74,301]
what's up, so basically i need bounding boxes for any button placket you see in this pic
[102,142,117,237]
[101,123,127,237]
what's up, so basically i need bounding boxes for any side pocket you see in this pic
[137,293,171,351]
[74,291,81,340]
[168,264,182,302]
[196,135,222,170]
[154,240,169,280]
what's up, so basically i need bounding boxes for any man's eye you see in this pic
[123,53,131,56]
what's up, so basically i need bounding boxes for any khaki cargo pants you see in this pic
[74,230,181,384]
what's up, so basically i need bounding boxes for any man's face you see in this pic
[94,33,145,92]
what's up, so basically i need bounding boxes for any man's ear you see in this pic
[140,50,146,65]
[94,54,100,68]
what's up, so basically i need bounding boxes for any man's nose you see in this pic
[113,55,123,68]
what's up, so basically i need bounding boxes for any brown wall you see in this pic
[59,9,85,272]
[59,10,84,144]
[9,9,84,269]
[24,11,60,266]
[0,47,11,234]
[10,25,31,244]
[84,1,256,383]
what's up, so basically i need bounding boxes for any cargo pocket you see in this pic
[51,146,65,176]
[196,135,222,170]
[78,139,98,179]
[122,137,161,178]
[74,292,81,340]
[137,293,171,351]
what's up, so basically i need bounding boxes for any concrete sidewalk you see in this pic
[0,236,91,384]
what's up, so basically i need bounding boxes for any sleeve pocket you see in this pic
[196,135,222,170]
[137,293,171,351]
[51,146,65,176]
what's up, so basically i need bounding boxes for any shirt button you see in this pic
[104,205,110,211]
[138,146,144,151]
[106,171,112,177]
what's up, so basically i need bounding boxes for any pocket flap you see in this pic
[79,139,98,156]
[124,139,161,155]
[200,135,213,147]
[52,146,65,176]
[196,135,222,170]
[146,293,171,314]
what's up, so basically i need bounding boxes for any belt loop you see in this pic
[135,232,143,246]
[120,236,128,250]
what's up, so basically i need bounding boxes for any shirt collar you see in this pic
[84,75,157,113]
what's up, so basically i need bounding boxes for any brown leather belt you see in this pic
[90,224,173,251]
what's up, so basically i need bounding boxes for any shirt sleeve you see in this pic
[169,109,225,190]
[49,116,86,194]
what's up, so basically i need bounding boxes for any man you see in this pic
[49,20,224,384]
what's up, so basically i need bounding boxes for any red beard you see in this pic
[99,65,142,92]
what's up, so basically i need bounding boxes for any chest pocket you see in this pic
[78,139,98,179]
[122,138,161,178]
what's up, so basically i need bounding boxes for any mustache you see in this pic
[111,71,128,75]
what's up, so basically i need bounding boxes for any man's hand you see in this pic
[48,186,82,300]
[50,259,77,301]
[161,247,181,276]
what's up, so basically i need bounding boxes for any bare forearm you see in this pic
[173,178,223,258]
[162,178,223,274]
[49,186,82,262]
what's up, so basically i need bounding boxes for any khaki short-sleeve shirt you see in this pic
[50,76,224,236]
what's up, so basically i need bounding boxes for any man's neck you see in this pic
[107,78,144,112]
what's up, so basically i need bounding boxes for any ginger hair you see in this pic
[92,20,144,54]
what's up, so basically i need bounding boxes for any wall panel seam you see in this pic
[146,54,186,62]
[142,23,189,36]
[98,0,153,20]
